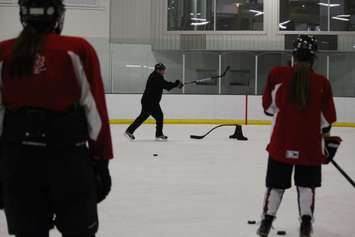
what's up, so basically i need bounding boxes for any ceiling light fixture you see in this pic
[249,9,264,16]
[318,3,341,7]
[191,21,209,26]
[332,16,350,21]
[337,14,351,18]
[191,17,207,21]
[125,65,142,68]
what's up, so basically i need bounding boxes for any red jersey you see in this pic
[263,66,336,166]
[0,33,113,160]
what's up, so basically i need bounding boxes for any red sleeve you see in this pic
[79,40,113,160]
[321,78,336,125]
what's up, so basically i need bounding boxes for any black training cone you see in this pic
[229,125,248,140]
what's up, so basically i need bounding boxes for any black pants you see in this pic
[0,144,98,237]
[127,103,164,136]
[266,157,322,189]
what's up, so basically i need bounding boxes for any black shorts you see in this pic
[266,156,321,189]
[0,144,98,236]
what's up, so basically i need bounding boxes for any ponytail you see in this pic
[8,25,45,76]
[288,62,311,111]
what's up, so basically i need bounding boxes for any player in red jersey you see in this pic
[0,0,113,236]
[257,35,336,237]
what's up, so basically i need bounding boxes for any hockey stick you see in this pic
[331,160,355,188]
[190,124,238,139]
[184,66,231,85]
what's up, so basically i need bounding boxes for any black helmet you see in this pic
[154,63,166,71]
[293,35,318,62]
[19,0,65,34]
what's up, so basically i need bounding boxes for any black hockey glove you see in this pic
[324,136,342,164]
[92,159,112,203]
[322,125,332,137]
[175,80,184,89]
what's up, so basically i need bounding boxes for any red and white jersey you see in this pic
[0,33,113,160]
[263,66,336,166]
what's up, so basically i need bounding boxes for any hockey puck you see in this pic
[277,230,287,235]
[247,220,256,225]
[153,154,158,157]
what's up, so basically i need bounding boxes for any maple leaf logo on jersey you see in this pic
[33,54,47,74]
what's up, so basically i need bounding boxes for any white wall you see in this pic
[0,0,112,97]
[106,94,248,121]
[106,94,355,124]
[0,0,110,40]
[0,4,22,41]
[110,0,151,44]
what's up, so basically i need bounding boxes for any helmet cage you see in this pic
[19,0,65,33]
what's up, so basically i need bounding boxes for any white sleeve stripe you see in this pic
[320,112,330,130]
[320,113,330,156]
[266,83,282,115]
[67,51,102,141]
[0,61,5,136]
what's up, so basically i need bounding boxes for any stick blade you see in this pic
[190,135,204,139]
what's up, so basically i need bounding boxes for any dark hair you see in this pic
[8,0,65,76]
[154,63,166,71]
[8,25,45,76]
[288,62,311,111]
[288,35,318,111]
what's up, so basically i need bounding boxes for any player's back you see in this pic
[0,33,92,111]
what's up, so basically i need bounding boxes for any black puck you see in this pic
[153,154,158,157]
[247,220,256,225]
[277,230,287,235]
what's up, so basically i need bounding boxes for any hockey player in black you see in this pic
[125,63,183,141]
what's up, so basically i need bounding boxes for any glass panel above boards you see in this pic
[167,0,264,31]
[167,0,214,31]
[279,0,355,31]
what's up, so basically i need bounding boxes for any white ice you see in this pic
[1,125,354,237]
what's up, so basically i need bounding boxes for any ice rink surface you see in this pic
[1,125,354,237]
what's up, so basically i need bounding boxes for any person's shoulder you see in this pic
[0,38,16,50]
[269,66,292,80]
[272,66,293,72]
[0,38,16,47]
[311,71,329,85]
[0,38,16,59]
[150,71,162,78]
[271,65,292,74]
[48,34,95,53]
[312,71,327,81]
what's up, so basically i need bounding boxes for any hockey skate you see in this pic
[257,215,275,237]
[124,131,135,140]
[155,134,168,141]
[300,215,313,237]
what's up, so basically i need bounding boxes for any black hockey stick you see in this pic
[184,66,230,85]
[331,160,355,188]
[190,124,237,139]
